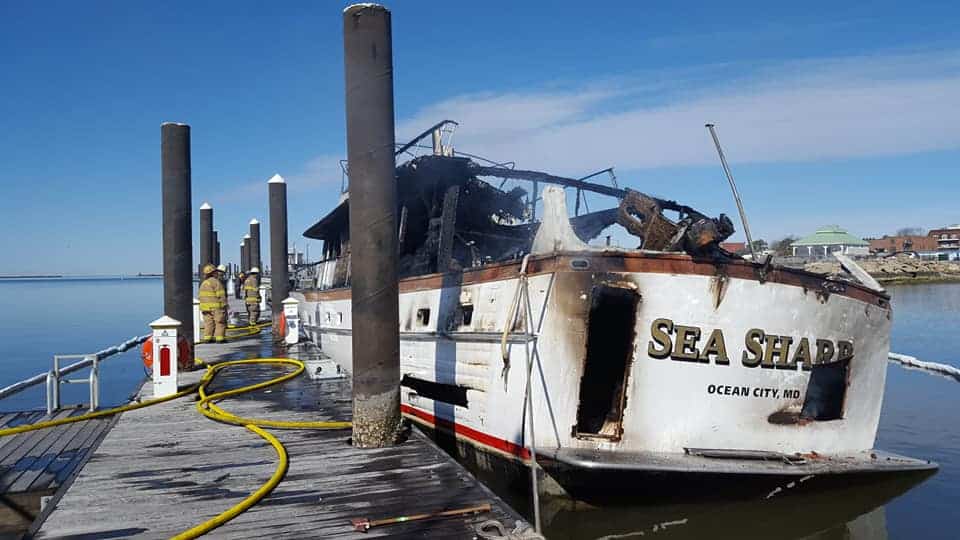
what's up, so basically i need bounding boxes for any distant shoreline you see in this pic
[876,275,960,286]
[0,274,163,280]
[803,259,960,287]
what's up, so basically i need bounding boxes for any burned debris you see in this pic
[305,149,738,282]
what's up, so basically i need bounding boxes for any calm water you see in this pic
[0,277,164,411]
[0,279,956,539]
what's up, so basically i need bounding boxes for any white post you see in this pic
[259,284,269,313]
[149,316,181,398]
[192,297,201,344]
[282,297,300,345]
[227,275,235,298]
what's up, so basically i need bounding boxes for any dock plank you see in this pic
[14,414,113,494]
[36,326,528,538]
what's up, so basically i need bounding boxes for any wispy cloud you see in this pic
[286,154,346,191]
[390,49,960,176]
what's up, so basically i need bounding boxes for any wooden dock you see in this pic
[0,409,114,536]
[35,318,529,538]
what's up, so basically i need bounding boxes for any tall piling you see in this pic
[344,3,400,448]
[161,122,194,346]
[268,174,289,332]
[241,237,250,273]
[213,230,220,265]
[198,202,213,276]
[249,219,261,270]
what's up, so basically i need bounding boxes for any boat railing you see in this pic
[0,334,150,413]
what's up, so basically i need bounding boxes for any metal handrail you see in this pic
[47,354,100,414]
[0,334,150,407]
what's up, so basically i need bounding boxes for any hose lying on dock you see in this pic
[221,320,273,341]
[0,355,351,539]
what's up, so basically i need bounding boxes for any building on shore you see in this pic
[928,225,960,260]
[791,225,869,258]
[869,235,938,255]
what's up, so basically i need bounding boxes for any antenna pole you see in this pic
[705,123,757,259]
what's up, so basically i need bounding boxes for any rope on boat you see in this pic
[889,352,960,382]
[502,254,542,534]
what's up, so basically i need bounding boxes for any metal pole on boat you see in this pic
[705,123,757,259]
[343,3,401,448]
[268,174,289,333]
[199,202,213,276]
[161,122,194,347]
[249,219,261,271]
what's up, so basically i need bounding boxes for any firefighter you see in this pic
[236,271,245,299]
[216,264,227,285]
[244,267,261,326]
[198,263,227,343]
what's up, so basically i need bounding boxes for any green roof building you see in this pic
[791,225,869,258]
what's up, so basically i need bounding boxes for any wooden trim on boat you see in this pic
[301,251,890,308]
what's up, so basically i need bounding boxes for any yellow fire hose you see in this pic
[0,355,350,539]
[221,320,273,341]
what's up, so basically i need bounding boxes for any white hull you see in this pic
[296,249,932,490]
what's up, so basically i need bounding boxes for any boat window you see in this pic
[416,308,431,326]
[461,304,474,326]
[401,375,468,407]
[575,284,640,440]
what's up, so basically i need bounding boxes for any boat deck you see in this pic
[35,316,528,538]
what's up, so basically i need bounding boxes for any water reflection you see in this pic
[538,472,933,540]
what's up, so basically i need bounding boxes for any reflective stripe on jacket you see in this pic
[199,277,226,311]
[243,276,260,305]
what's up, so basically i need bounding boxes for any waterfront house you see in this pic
[791,225,869,258]
[869,235,938,255]
[928,225,960,260]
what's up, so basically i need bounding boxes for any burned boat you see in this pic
[294,122,935,501]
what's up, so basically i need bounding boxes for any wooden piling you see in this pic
[343,3,401,448]
[160,122,194,346]
[199,202,213,275]
[249,219,261,271]
[268,175,289,331]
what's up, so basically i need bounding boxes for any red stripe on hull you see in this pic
[400,404,530,460]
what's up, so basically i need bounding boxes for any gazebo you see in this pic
[791,225,869,258]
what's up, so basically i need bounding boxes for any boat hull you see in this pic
[296,251,933,496]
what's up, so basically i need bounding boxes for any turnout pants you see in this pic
[202,309,227,342]
[246,304,260,326]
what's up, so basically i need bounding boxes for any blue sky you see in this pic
[1,1,959,274]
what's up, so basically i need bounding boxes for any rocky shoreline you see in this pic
[804,258,960,285]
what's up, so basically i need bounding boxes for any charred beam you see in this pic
[395,119,458,157]
[470,164,705,219]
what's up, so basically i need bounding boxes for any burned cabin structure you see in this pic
[304,130,737,284]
